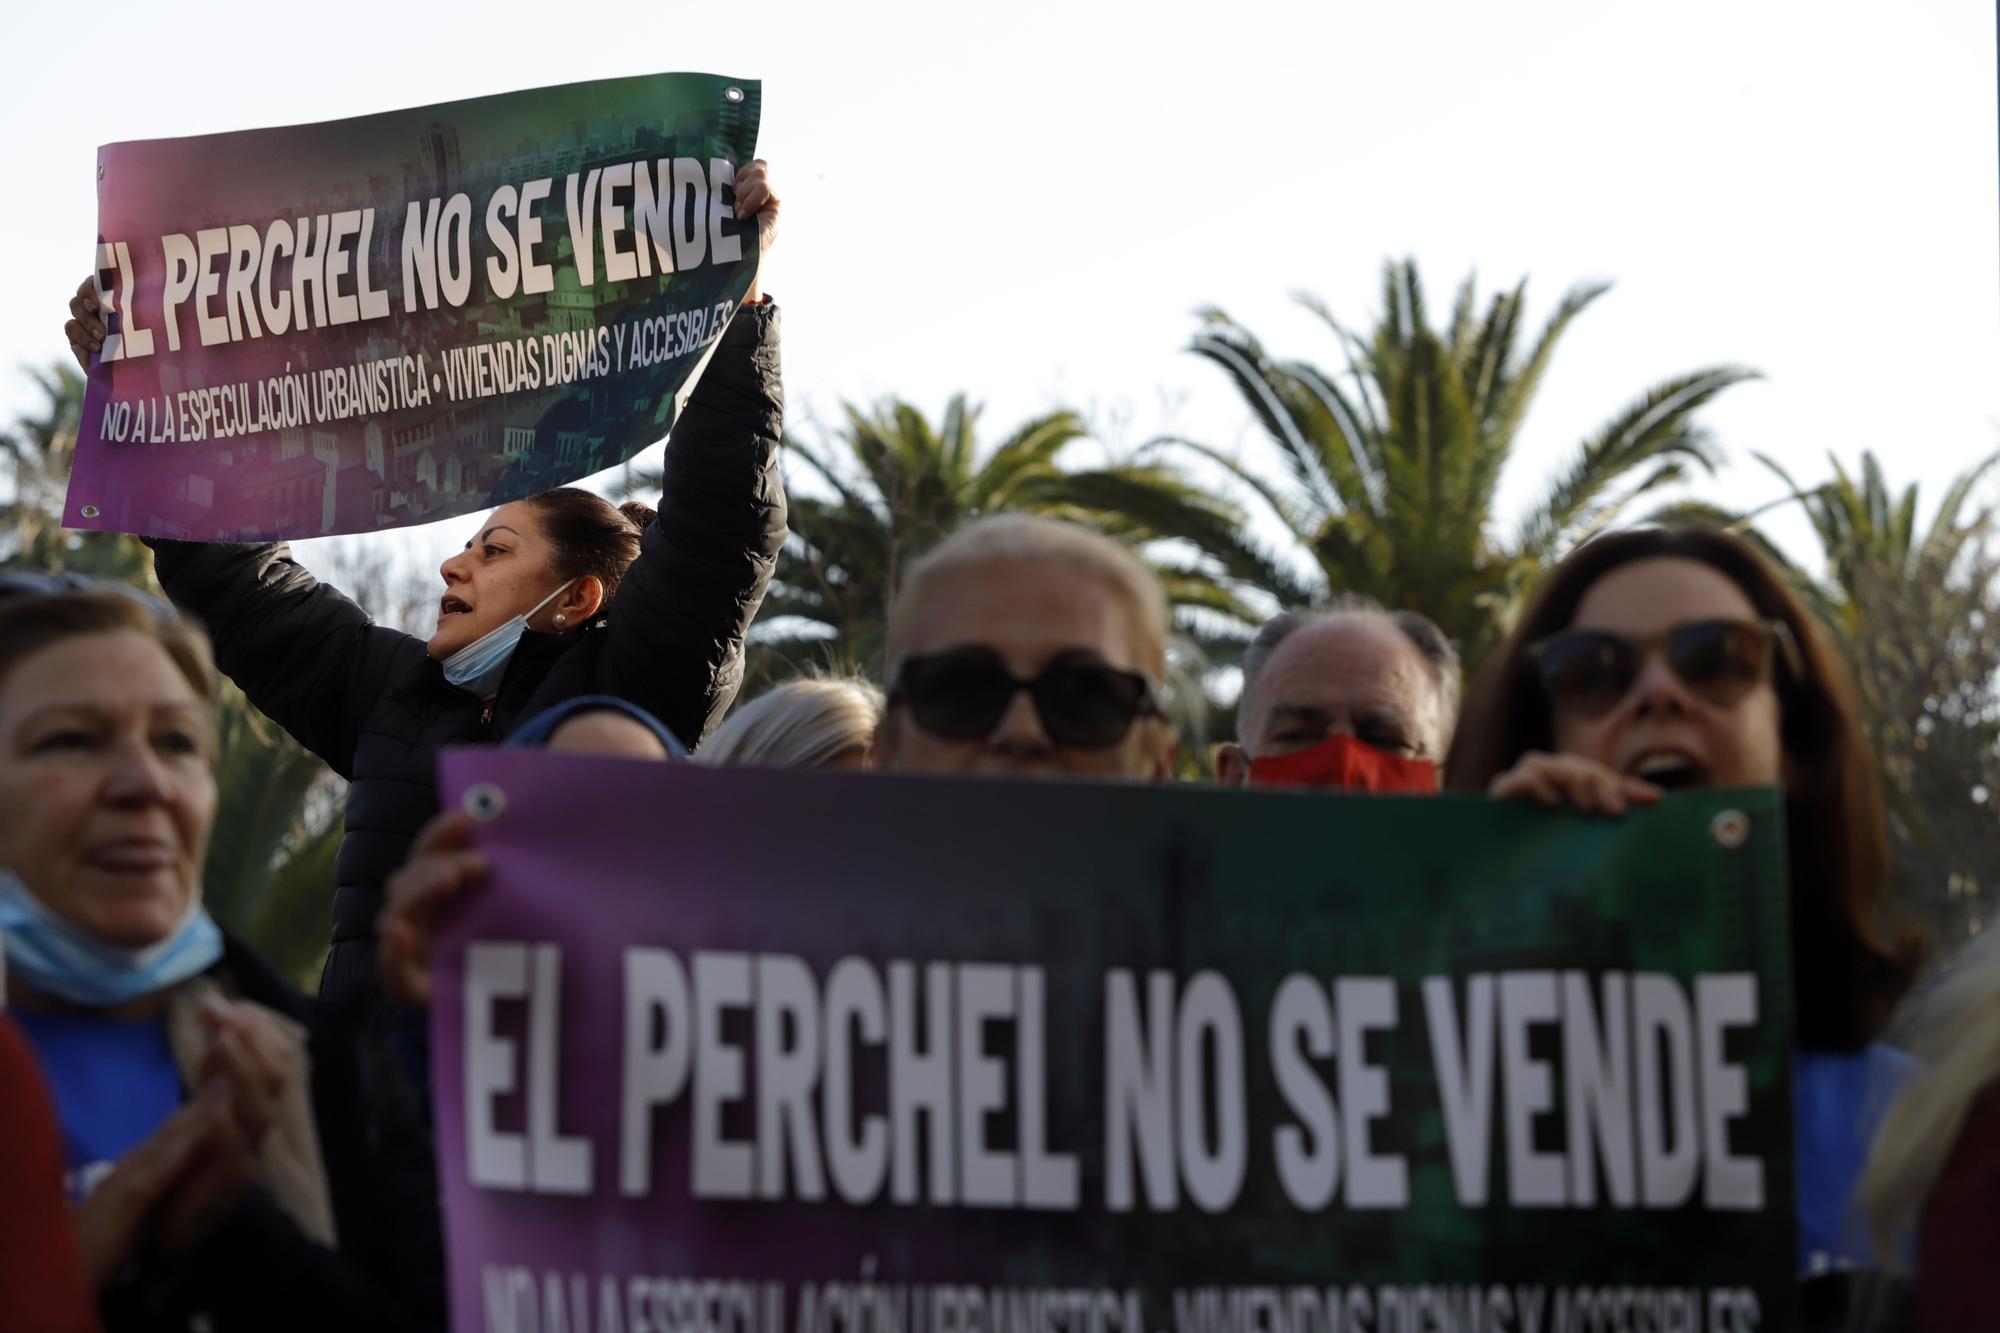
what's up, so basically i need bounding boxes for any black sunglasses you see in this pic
[0,569,177,620]
[1527,617,1800,720]
[888,646,1165,750]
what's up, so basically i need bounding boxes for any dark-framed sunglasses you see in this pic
[0,569,177,620]
[888,646,1165,750]
[1526,617,1801,720]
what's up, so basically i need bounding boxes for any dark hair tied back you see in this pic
[522,487,648,623]
[618,501,659,532]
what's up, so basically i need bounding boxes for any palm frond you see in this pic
[1514,366,1754,561]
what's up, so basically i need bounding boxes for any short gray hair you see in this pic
[1238,595,1462,756]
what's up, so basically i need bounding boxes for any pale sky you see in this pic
[3,0,1996,631]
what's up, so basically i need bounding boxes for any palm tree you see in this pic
[1670,447,2000,946]
[1762,450,2000,947]
[201,683,344,985]
[1759,449,2000,628]
[624,395,1262,683]
[1154,259,1758,665]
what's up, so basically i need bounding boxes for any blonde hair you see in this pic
[1860,930,2000,1265]
[883,515,1170,680]
[696,676,883,770]
[0,588,216,706]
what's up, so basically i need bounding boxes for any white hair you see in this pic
[1237,598,1461,758]
[696,677,883,770]
[884,514,1170,680]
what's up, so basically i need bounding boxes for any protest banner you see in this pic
[432,752,1798,1333]
[65,73,760,541]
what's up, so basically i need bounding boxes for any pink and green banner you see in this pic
[65,73,760,541]
[431,751,1801,1333]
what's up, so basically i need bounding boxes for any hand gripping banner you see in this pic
[431,753,1801,1333]
[66,73,760,541]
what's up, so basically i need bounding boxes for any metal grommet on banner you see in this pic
[463,783,507,823]
[1710,808,1751,850]
[80,505,100,519]
[724,86,746,103]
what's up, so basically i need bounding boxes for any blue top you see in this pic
[14,1008,184,1201]
[1795,1043,1917,1274]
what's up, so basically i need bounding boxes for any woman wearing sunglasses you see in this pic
[1444,526,1926,1294]
[874,515,1177,780]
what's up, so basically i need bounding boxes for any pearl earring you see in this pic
[554,613,567,627]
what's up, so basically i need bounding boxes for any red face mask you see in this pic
[1247,734,1438,793]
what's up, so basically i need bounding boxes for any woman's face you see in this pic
[1549,557,1785,789]
[878,558,1175,781]
[427,501,567,661]
[0,632,217,948]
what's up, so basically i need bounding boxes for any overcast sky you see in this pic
[3,0,1995,624]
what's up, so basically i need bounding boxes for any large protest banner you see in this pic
[65,73,759,541]
[432,752,1798,1333]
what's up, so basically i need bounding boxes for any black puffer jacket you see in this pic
[150,304,785,1005]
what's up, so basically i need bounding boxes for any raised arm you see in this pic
[149,540,419,778]
[595,161,786,745]
[598,300,786,746]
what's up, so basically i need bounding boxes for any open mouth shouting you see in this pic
[438,594,473,626]
[1623,749,1710,791]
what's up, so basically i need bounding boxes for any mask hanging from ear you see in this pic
[441,580,574,699]
[1248,734,1437,793]
[0,872,223,1008]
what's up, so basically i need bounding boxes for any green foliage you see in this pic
[201,683,342,986]
[677,395,1264,685]
[1674,449,2000,949]
[1159,260,1756,664]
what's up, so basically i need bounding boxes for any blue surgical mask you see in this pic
[0,872,223,1008]
[441,580,574,699]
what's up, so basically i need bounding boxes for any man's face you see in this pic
[1218,616,1443,785]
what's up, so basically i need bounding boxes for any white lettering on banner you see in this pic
[1265,976,1409,1211]
[620,948,691,1196]
[601,162,638,285]
[465,942,528,1189]
[1697,975,1764,1209]
[322,210,362,326]
[1420,970,1761,1210]
[463,941,591,1195]
[456,950,1768,1214]
[824,958,890,1203]
[106,156,747,358]
[1501,971,1565,1207]
[692,951,754,1198]
[564,168,603,286]
[1566,971,1636,1207]
[91,242,154,362]
[1425,974,1496,1205]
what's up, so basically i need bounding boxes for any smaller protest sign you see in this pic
[67,73,760,541]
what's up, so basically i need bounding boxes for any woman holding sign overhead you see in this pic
[1443,526,1926,1316]
[63,163,785,1025]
